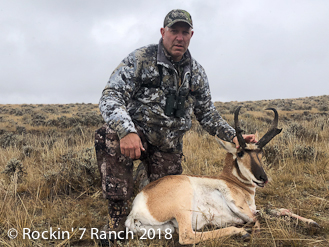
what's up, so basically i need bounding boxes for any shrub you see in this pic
[263,144,283,167]
[16,126,26,135]
[43,147,100,194]
[0,132,24,148]
[291,144,326,162]
[41,106,58,114]
[2,158,26,182]
[46,112,103,128]
[319,106,328,112]
[292,144,315,161]
[22,145,37,157]
[9,108,23,116]
[31,113,47,126]
[283,122,317,141]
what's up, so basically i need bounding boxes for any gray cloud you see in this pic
[1,0,328,104]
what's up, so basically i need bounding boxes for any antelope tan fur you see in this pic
[125,107,319,245]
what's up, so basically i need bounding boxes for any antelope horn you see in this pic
[256,108,282,149]
[234,106,246,149]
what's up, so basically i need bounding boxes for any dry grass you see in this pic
[0,96,328,246]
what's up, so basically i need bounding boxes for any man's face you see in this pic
[160,22,194,62]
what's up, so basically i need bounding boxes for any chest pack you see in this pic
[157,64,192,118]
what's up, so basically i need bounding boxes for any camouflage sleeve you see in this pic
[99,51,140,139]
[191,61,236,142]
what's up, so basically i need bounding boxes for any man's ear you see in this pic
[160,27,165,38]
[191,30,194,37]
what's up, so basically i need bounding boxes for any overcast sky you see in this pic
[1,0,329,104]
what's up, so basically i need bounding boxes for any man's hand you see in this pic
[233,134,257,149]
[120,133,145,159]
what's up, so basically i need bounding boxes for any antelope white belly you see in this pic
[189,176,244,230]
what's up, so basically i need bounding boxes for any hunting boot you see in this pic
[133,162,150,194]
[99,200,131,246]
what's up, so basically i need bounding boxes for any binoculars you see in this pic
[164,89,188,118]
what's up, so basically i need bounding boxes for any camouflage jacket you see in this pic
[99,39,236,153]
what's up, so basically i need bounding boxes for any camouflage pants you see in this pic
[94,123,183,204]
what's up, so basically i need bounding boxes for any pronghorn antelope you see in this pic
[125,107,318,245]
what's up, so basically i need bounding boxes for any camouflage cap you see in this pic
[164,9,193,28]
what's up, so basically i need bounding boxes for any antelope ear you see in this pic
[255,131,259,142]
[216,138,237,155]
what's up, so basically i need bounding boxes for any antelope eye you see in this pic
[237,151,244,157]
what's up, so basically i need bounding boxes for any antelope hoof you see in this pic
[252,227,261,235]
[252,220,261,234]
[242,232,251,242]
[309,221,320,228]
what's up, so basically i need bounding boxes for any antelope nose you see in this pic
[260,175,268,183]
